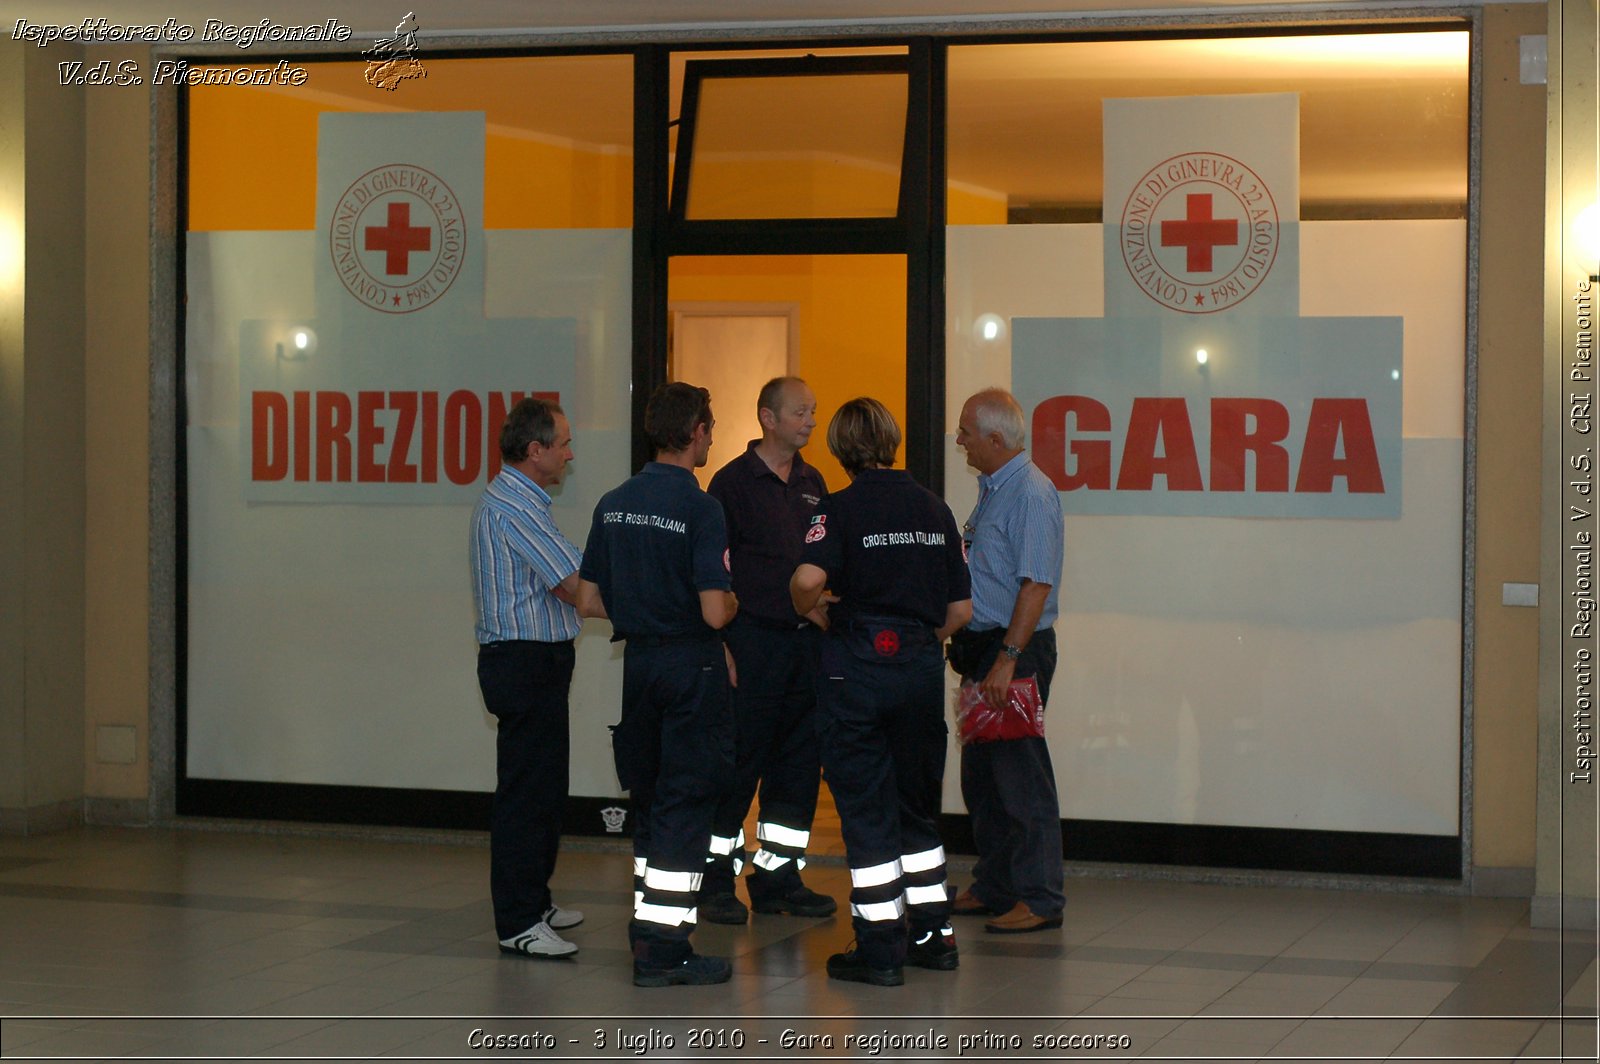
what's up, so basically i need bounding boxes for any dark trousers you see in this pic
[614,638,733,965]
[819,627,951,968]
[706,619,822,898]
[476,639,576,940]
[957,628,1064,917]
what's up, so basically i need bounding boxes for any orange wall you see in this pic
[670,255,907,491]
[948,182,1008,224]
[688,158,900,219]
[187,59,631,231]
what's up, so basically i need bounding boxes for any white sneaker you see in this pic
[543,904,584,930]
[499,921,577,958]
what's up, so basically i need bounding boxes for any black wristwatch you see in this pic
[1001,643,1024,660]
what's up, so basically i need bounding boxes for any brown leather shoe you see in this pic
[984,901,1063,934]
[950,888,997,916]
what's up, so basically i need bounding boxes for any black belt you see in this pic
[737,614,810,632]
[832,614,936,661]
[947,626,1003,649]
[839,615,932,634]
[620,632,718,648]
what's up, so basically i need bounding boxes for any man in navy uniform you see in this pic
[948,388,1066,934]
[469,397,587,959]
[576,382,740,987]
[700,377,836,925]
[791,397,972,985]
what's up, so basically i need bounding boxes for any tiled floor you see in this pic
[0,826,1594,1062]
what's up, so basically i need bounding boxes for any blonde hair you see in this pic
[827,397,901,476]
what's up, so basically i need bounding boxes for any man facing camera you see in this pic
[700,377,836,925]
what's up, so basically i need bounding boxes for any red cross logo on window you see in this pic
[1160,193,1239,274]
[364,201,431,276]
[873,629,901,656]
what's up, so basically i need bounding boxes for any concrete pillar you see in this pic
[1535,0,1600,928]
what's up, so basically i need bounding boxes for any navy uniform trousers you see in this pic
[476,639,576,941]
[818,621,951,969]
[612,636,734,966]
[704,618,822,900]
[958,628,1065,918]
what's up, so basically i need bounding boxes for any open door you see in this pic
[634,45,940,487]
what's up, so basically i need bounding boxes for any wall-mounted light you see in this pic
[0,212,21,296]
[1576,203,1600,281]
[1195,347,1209,366]
[276,325,317,362]
[974,313,1007,344]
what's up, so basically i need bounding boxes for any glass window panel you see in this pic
[184,55,634,799]
[948,33,1468,223]
[666,46,907,207]
[943,32,1468,852]
[189,55,633,230]
[683,72,907,219]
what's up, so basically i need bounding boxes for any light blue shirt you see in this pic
[965,451,1064,631]
[470,466,582,643]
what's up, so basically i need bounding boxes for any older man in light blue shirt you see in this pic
[948,388,1066,934]
[470,397,586,959]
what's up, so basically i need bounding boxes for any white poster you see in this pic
[189,109,630,796]
[1015,95,1404,518]
[945,220,1463,835]
[241,113,577,504]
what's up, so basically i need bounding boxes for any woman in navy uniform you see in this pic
[790,398,972,986]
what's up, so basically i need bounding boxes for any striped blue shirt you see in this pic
[470,466,582,643]
[964,451,1064,631]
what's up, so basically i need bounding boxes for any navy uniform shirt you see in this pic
[580,462,731,638]
[707,440,828,626]
[798,468,970,629]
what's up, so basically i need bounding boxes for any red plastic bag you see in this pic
[955,676,1045,745]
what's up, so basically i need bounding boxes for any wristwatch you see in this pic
[1001,643,1024,660]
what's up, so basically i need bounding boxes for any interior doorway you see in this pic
[666,254,907,491]
[666,253,909,865]
[670,304,796,486]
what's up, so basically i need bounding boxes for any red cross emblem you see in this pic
[873,629,900,656]
[1160,193,1238,273]
[364,201,432,276]
[1119,151,1279,315]
[329,163,465,315]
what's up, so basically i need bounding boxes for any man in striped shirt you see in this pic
[470,398,586,959]
[948,388,1067,935]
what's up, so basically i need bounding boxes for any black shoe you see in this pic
[699,892,749,925]
[905,926,959,971]
[750,884,837,917]
[633,952,733,988]
[826,949,903,986]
